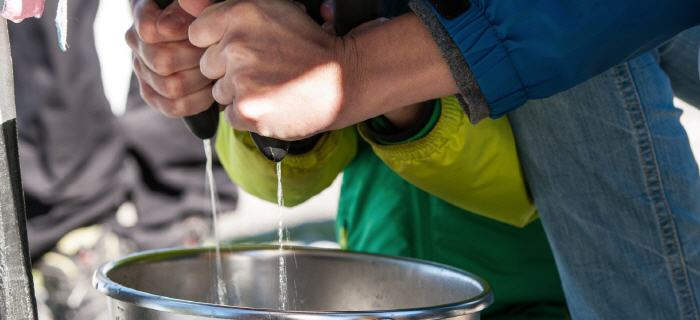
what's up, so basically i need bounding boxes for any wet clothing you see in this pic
[216,97,567,317]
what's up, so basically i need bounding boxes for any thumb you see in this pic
[320,0,334,23]
[178,0,212,17]
[157,1,195,38]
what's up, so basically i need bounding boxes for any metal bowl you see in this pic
[94,246,492,319]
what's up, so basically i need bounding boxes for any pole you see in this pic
[0,17,38,320]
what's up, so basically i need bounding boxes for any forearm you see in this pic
[336,13,458,130]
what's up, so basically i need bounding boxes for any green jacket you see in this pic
[216,97,567,318]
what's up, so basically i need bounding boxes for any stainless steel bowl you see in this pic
[94,246,492,319]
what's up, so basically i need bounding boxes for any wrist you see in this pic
[332,14,457,130]
[362,100,440,145]
[332,35,371,129]
[384,102,426,129]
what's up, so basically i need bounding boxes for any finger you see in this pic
[188,1,233,48]
[156,1,195,41]
[179,0,213,17]
[320,0,334,23]
[224,101,254,132]
[321,22,335,35]
[293,1,306,12]
[133,0,163,43]
[130,39,205,76]
[212,74,236,106]
[134,58,211,99]
[125,26,140,51]
[199,42,228,80]
[138,76,215,117]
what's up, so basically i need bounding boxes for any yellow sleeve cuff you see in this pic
[358,96,537,227]
[215,116,358,207]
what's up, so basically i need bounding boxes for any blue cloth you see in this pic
[424,0,700,118]
[509,27,700,319]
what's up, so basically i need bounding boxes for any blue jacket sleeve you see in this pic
[409,0,700,122]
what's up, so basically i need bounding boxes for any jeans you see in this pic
[509,26,700,319]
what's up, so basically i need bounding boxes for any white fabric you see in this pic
[55,0,67,51]
[1,0,44,23]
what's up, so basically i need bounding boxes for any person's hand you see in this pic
[320,0,425,130]
[184,0,355,140]
[181,0,456,139]
[126,0,214,118]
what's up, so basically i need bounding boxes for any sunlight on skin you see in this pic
[224,61,345,139]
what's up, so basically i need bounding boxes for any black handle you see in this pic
[154,0,220,140]
[249,134,291,163]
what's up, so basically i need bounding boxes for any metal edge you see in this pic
[93,246,493,319]
[0,18,16,123]
[0,17,38,320]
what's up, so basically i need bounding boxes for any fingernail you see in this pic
[322,0,334,11]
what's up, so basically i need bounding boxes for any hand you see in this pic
[184,0,456,139]
[126,0,213,118]
[185,0,353,140]
[320,0,425,130]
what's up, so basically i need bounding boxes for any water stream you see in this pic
[203,139,228,305]
[203,141,288,308]
[276,161,288,310]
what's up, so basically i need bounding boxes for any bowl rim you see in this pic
[93,245,493,319]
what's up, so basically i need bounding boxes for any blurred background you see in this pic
[8,1,700,319]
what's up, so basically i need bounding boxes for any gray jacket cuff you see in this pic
[408,0,490,123]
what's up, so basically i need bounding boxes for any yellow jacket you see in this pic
[216,97,537,227]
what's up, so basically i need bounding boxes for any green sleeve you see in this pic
[215,115,358,207]
[358,96,537,227]
[366,100,440,145]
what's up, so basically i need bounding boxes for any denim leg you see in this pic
[509,52,700,319]
[659,26,700,106]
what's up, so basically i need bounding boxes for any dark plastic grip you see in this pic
[153,0,173,9]
[249,134,291,163]
[334,0,383,36]
[153,0,220,140]
[153,0,173,8]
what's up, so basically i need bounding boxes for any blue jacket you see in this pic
[408,0,700,122]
